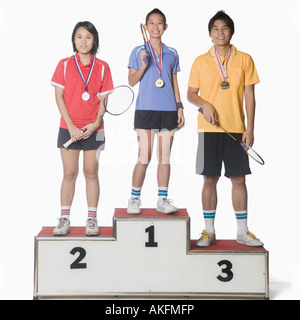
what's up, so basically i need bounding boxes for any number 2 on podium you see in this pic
[70,247,87,269]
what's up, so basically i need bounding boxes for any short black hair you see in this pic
[208,11,234,35]
[71,21,99,56]
[146,8,167,24]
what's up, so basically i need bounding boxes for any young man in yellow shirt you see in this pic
[187,11,263,247]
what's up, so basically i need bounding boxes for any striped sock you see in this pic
[235,210,248,235]
[88,207,97,219]
[131,187,142,200]
[61,206,71,220]
[203,210,216,234]
[158,187,168,201]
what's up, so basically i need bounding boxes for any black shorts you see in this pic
[57,128,105,151]
[134,110,178,131]
[196,132,251,178]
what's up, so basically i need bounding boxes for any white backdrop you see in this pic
[0,0,299,300]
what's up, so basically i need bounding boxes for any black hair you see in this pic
[208,11,235,35]
[71,21,99,56]
[146,8,167,24]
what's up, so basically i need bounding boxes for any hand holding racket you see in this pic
[140,23,149,63]
[63,85,135,148]
[198,107,265,165]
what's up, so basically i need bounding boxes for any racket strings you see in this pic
[239,142,265,165]
[197,108,265,165]
[239,142,250,152]
[103,85,134,116]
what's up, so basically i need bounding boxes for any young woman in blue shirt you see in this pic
[127,8,184,214]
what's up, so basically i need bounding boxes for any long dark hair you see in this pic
[71,21,99,55]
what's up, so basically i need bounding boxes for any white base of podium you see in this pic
[34,209,269,300]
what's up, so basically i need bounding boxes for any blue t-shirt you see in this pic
[128,43,180,111]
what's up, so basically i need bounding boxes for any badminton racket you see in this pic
[63,85,135,148]
[198,108,265,165]
[140,23,149,63]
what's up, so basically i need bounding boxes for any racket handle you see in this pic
[63,128,87,148]
[63,138,73,148]
[142,44,148,62]
[198,107,219,126]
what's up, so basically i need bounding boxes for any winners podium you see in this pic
[34,209,269,299]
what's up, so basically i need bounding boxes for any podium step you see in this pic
[37,226,114,238]
[113,207,189,218]
[34,208,269,299]
[190,239,267,253]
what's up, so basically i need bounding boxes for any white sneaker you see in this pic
[86,217,99,236]
[236,231,264,247]
[127,198,141,214]
[196,230,216,247]
[156,199,178,214]
[53,218,71,236]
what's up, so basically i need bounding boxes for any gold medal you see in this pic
[214,46,233,91]
[155,79,164,88]
[220,80,230,90]
[149,42,164,89]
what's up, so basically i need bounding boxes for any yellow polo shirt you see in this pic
[188,45,260,133]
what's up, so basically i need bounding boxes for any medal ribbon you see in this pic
[148,42,162,77]
[214,46,233,80]
[74,54,96,91]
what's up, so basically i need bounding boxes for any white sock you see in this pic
[203,210,216,234]
[88,207,97,219]
[158,186,168,201]
[61,206,71,220]
[131,187,142,200]
[235,210,248,235]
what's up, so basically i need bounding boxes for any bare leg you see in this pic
[196,175,219,245]
[54,148,80,235]
[231,176,248,235]
[83,149,100,208]
[60,148,80,206]
[155,129,177,214]
[202,176,219,211]
[230,176,247,211]
[132,129,154,188]
[156,129,174,187]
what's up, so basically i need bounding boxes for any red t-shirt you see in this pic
[51,53,114,131]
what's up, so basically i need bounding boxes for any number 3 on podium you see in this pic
[217,260,233,282]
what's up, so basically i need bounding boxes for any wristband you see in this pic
[176,102,184,110]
